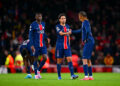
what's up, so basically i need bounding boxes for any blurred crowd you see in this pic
[0,0,120,67]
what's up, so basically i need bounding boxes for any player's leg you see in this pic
[88,59,94,80]
[37,54,47,78]
[33,57,39,79]
[38,54,47,71]
[37,47,47,78]
[80,42,94,80]
[33,47,40,79]
[24,58,32,79]
[57,58,63,80]
[20,48,32,79]
[66,57,74,76]
[80,44,89,80]
[55,48,63,80]
[80,59,89,80]
[65,49,78,79]
[87,42,94,80]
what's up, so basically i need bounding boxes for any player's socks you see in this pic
[33,61,37,75]
[57,64,61,77]
[38,60,45,71]
[33,75,39,79]
[24,66,32,79]
[88,66,93,77]
[27,66,31,74]
[37,70,42,79]
[83,64,88,77]
[68,62,74,76]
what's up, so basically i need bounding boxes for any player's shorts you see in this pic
[34,46,47,57]
[55,47,72,58]
[82,40,94,59]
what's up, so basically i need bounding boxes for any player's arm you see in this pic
[72,28,82,34]
[28,25,35,53]
[69,36,70,45]
[56,26,71,36]
[59,31,71,36]
[44,33,50,44]
[82,22,89,43]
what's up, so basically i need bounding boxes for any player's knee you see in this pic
[42,55,47,61]
[88,60,92,66]
[82,59,88,65]
[34,57,38,62]
[57,59,62,64]
[66,57,72,62]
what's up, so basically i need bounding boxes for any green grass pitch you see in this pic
[0,73,120,86]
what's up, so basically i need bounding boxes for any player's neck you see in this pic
[60,23,65,26]
[82,18,88,22]
[36,20,41,24]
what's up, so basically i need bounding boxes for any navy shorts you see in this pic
[55,48,72,58]
[82,41,94,59]
[34,46,47,57]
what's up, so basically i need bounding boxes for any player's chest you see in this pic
[61,27,70,32]
[34,25,45,34]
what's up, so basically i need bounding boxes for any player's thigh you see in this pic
[64,49,72,58]
[34,47,40,57]
[41,46,47,55]
[55,48,64,58]
[83,42,94,59]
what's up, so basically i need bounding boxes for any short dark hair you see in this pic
[79,11,87,17]
[35,12,42,16]
[58,13,66,19]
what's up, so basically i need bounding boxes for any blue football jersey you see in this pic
[29,21,47,48]
[55,24,70,49]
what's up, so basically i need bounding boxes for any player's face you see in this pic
[59,16,66,24]
[78,14,84,22]
[35,14,42,21]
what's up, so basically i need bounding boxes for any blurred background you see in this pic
[0,0,120,73]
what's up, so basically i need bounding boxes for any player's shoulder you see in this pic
[30,21,37,26]
[41,21,45,25]
[56,24,60,27]
[30,21,37,30]
[65,24,70,28]
[83,20,90,25]
[55,24,61,31]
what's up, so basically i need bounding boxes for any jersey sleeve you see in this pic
[82,21,89,42]
[28,24,35,46]
[72,28,82,34]
[56,25,61,34]
[84,22,89,33]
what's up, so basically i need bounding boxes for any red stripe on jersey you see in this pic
[64,26,68,49]
[39,24,43,47]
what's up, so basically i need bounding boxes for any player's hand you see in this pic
[81,42,84,48]
[68,29,72,35]
[31,46,35,54]
[81,40,86,48]
[47,38,50,44]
